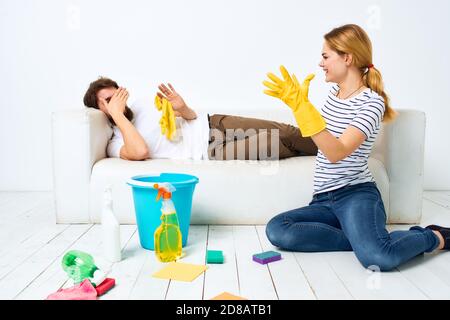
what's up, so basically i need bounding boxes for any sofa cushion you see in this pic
[89,156,389,225]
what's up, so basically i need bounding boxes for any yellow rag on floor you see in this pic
[152,262,207,282]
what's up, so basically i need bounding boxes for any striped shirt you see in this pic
[313,84,386,195]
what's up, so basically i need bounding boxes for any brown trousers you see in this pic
[207,114,318,160]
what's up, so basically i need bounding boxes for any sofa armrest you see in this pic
[52,108,112,223]
[372,109,426,223]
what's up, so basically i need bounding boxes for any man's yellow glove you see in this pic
[154,95,176,140]
[263,65,326,137]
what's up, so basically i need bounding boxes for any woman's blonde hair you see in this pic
[324,24,397,122]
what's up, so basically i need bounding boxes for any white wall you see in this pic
[1,0,449,191]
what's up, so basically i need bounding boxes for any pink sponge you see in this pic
[46,279,97,300]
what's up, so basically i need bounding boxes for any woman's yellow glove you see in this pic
[263,65,326,137]
[154,95,176,140]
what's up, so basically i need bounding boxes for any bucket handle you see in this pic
[126,178,158,188]
[126,176,199,188]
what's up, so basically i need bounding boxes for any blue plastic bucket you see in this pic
[127,173,199,250]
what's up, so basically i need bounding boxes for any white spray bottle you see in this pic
[102,185,121,262]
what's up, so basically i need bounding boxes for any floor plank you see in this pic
[0,224,92,299]
[126,248,170,300]
[0,192,53,219]
[15,224,136,300]
[0,192,30,207]
[99,229,149,300]
[0,223,69,280]
[165,225,208,300]
[326,251,428,300]
[392,199,450,299]
[233,226,278,300]
[255,225,316,300]
[396,252,450,300]
[203,226,240,300]
[294,252,354,300]
[420,197,450,226]
[0,197,55,253]
[126,227,208,300]
[423,191,450,209]
[2,191,450,300]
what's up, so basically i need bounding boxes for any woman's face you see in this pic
[318,42,350,83]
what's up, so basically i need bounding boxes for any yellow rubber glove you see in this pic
[154,95,176,140]
[263,65,326,137]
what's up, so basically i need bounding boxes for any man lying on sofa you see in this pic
[82,77,317,161]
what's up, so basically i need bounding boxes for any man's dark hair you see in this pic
[83,76,134,126]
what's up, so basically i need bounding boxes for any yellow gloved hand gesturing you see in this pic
[263,65,326,137]
[154,95,176,140]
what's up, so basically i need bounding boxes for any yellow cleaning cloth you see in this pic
[152,262,207,282]
[154,95,176,140]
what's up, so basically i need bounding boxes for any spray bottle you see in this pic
[153,183,182,262]
[101,185,121,262]
[61,250,106,287]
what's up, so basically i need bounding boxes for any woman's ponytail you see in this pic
[363,66,397,123]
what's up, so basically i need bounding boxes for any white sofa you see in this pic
[51,108,425,225]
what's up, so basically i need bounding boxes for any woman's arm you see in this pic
[312,99,384,163]
[262,66,378,162]
[311,126,366,163]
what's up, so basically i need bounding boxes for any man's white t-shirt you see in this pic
[106,98,210,160]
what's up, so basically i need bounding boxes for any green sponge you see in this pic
[207,250,224,264]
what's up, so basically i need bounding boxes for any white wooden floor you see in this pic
[1,191,450,300]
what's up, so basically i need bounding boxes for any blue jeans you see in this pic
[265,182,439,271]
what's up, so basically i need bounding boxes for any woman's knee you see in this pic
[266,214,312,250]
[355,251,401,272]
[265,214,286,247]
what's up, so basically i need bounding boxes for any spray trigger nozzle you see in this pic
[153,183,176,201]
